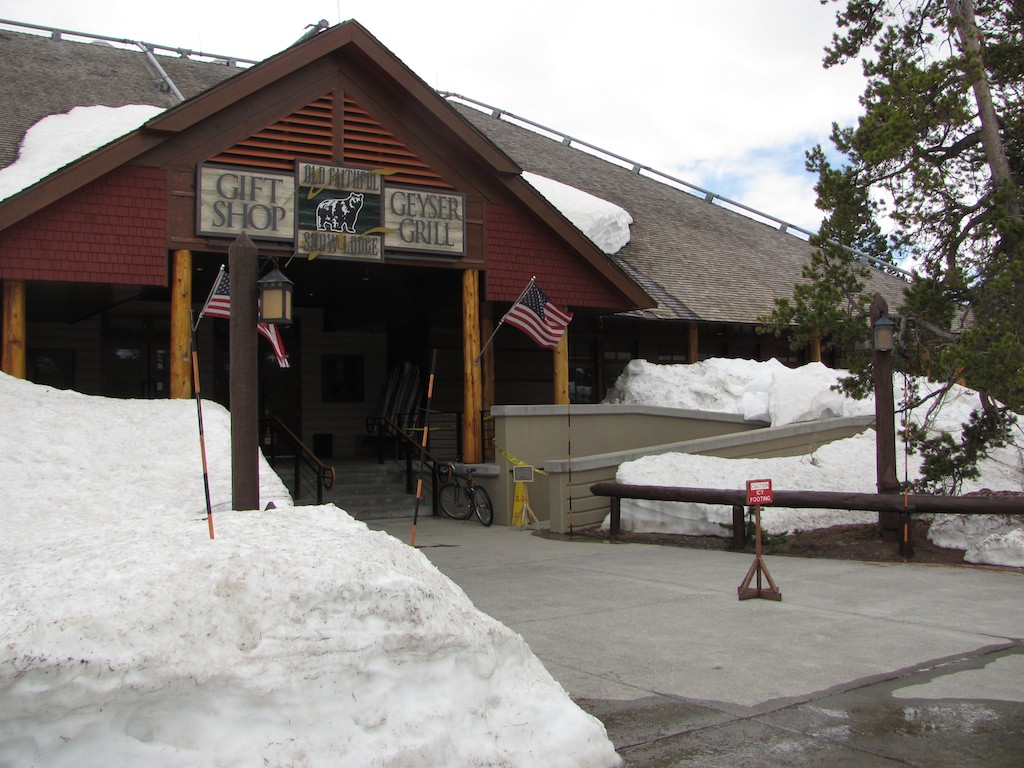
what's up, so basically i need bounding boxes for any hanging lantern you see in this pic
[257,261,293,325]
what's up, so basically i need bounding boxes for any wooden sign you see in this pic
[295,161,384,261]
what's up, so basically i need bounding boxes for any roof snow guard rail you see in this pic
[0,18,259,68]
[441,92,913,281]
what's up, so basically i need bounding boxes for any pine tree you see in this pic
[763,0,1023,492]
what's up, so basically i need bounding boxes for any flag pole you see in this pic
[190,309,215,539]
[475,276,536,364]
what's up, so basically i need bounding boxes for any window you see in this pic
[321,354,365,402]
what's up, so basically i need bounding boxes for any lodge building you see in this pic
[0,19,908,477]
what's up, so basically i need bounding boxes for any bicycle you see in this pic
[437,465,493,526]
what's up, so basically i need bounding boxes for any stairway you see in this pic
[321,461,434,520]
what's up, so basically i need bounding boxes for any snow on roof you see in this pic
[523,171,632,255]
[0,104,164,203]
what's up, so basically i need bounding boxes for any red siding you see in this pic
[0,166,168,285]
[484,205,633,311]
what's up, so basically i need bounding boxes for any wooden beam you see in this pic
[554,331,569,405]
[1,281,26,378]
[462,269,482,463]
[688,323,699,364]
[170,250,192,399]
[591,482,1024,517]
[229,233,260,511]
[480,302,494,413]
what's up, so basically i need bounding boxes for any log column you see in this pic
[687,323,699,364]
[462,269,482,463]
[809,331,822,363]
[170,250,193,399]
[1,280,26,378]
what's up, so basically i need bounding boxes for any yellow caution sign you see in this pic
[511,481,539,529]
[512,482,527,527]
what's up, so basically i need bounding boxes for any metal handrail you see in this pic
[260,416,335,504]
[374,414,453,516]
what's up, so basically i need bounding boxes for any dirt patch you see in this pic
[558,520,983,567]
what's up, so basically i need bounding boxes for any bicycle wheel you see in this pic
[439,481,473,520]
[473,485,494,527]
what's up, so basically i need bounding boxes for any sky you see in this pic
[0,0,867,232]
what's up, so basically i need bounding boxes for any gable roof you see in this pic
[0,20,651,310]
[0,20,908,326]
[450,100,910,326]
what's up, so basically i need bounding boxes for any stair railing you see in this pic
[260,416,336,504]
[374,414,451,516]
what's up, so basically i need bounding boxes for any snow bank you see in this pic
[605,358,872,425]
[603,359,1024,567]
[0,373,619,767]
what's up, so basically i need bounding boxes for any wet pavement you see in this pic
[368,515,1024,767]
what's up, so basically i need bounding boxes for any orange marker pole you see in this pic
[190,311,215,539]
[411,349,438,547]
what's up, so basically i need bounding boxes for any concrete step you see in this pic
[319,461,437,520]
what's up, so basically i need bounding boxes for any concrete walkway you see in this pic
[369,514,1024,767]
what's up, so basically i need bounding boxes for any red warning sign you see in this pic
[746,478,773,506]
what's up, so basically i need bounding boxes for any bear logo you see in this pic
[315,193,364,233]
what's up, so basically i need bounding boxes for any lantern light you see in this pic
[873,313,895,353]
[257,260,293,325]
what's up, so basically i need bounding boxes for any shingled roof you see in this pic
[449,100,910,326]
[0,26,241,169]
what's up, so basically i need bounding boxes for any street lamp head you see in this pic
[873,313,895,353]
[257,260,294,325]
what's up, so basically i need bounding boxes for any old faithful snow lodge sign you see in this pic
[197,162,466,260]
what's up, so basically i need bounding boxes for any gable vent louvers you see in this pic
[210,95,334,170]
[342,97,450,189]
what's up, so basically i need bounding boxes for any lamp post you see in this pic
[228,233,293,511]
[870,293,900,541]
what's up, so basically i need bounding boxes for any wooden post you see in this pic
[554,331,569,405]
[229,233,260,511]
[480,302,495,413]
[170,250,192,399]
[1,280,27,378]
[687,323,699,363]
[809,330,822,363]
[870,294,900,540]
[737,505,781,601]
[462,269,482,463]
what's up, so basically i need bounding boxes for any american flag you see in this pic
[200,266,232,320]
[198,265,290,368]
[503,280,573,349]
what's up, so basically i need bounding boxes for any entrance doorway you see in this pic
[101,315,169,399]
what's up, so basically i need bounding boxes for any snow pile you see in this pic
[524,171,632,254]
[605,357,872,425]
[0,372,619,767]
[603,359,1024,567]
[0,105,164,202]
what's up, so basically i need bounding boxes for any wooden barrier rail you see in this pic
[590,482,1023,558]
